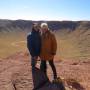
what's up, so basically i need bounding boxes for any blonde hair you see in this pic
[41,23,48,28]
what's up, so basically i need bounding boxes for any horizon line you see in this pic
[0,18,90,22]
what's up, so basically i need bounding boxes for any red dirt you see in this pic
[0,52,90,90]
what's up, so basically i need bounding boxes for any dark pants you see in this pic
[31,57,37,67]
[40,60,57,79]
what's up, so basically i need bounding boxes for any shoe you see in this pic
[52,77,62,83]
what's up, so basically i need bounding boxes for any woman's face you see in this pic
[41,26,48,33]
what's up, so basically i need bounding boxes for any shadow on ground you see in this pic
[32,67,65,90]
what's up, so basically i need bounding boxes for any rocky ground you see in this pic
[0,52,90,90]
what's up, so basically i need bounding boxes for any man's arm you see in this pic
[27,35,34,57]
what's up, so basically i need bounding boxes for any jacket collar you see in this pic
[42,30,51,38]
[32,29,39,34]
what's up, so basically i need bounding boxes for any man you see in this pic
[27,23,41,69]
[40,23,58,81]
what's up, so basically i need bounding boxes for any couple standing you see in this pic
[27,23,58,82]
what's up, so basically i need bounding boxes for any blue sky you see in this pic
[0,0,90,20]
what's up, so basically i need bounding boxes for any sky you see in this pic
[0,0,90,21]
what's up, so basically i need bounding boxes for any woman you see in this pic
[40,23,58,81]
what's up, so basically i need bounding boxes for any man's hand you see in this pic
[33,56,38,60]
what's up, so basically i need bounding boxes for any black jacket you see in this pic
[27,30,41,57]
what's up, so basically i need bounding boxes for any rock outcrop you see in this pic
[0,19,90,33]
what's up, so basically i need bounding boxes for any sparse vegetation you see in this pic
[0,20,90,60]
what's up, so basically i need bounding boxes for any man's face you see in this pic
[33,24,39,31]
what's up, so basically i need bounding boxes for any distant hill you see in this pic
[0,19,90,33]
